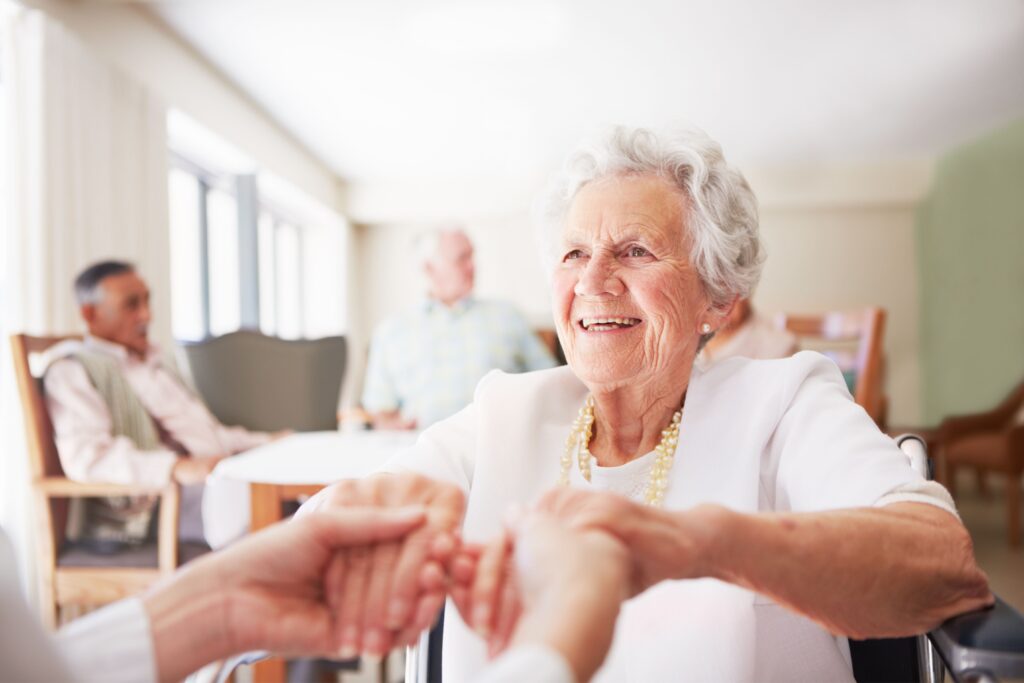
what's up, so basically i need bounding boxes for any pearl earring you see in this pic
[700,323,712,334]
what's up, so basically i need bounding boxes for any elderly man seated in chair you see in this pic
[43,260,285,552]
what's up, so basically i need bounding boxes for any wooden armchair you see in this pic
[10,334,183,628]
[535,328,567,365]
[936,379,1024,548]
[774,307,887,428]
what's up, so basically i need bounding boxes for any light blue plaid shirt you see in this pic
[362,298,557,427]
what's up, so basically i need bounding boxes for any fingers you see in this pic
[383,527,434,629]
[393,590,445,648]
[360,540,401,656]
[306,507,426,547]
[469,530,511,637]
[419,559,447,593]
[489,572,521,658]
[336,544,373,658]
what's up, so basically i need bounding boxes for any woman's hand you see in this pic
[299,473,466,654]
[449,533,522,658]
[143,508,426,682]
[453,509,631,682]
[535,488,725,594]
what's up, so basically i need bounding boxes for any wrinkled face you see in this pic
[82,271,152,356]
[426,230,475,304]
[552,174,719,390]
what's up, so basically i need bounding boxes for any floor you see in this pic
[953,473,1024,612]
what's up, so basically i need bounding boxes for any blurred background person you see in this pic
[43,261,285,552]
[361,228,557,430]
[699,297,797,364]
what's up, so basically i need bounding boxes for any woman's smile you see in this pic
[578,316,643,332]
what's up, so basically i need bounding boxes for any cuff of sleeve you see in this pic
[475,644,576,683]
[56,597,157,683]
[874,480,960,520]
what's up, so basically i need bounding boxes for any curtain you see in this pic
[0,7,170,605]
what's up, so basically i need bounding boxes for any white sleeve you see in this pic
[768,353,956,515]
[377,398,478,492]
[474,644,576,683]
[874,479,959,518]
[55,598,157,683]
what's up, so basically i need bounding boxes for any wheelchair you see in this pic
[406,435,1024,683]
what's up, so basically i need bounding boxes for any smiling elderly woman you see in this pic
[306,127,990,682]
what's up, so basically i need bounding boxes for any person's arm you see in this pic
[533,487,991,640]
[368,409,417,431]
[210,423,274,453]
[361,326,403,421]
[701,501,991,638]
[44,359,178,486]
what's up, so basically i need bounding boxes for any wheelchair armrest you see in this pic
[928,595,1024,681]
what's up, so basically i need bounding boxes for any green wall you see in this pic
[917,118,1024,424]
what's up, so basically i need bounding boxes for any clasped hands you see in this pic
[297,473,722,661]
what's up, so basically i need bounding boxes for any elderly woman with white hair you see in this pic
[304,126,990,682]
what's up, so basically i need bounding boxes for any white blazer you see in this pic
[382,351,954,683]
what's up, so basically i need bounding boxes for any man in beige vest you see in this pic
[44,261,284,548]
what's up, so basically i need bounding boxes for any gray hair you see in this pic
[537,126,765,311]
[73,260,135,305]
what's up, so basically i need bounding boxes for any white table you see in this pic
[204,430,419,548]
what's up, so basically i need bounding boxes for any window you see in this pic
[206,186,240,336]
[168,167,204,341]
[167,113,348,342]
[168,156,244,341]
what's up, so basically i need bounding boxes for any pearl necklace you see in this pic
[559,395,683,507]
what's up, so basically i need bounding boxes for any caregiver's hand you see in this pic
[143,508,426,682]
[299,473,466,655]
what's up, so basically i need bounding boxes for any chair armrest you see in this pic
[939,412,1007,443]
[928,595,1024,682]
[37,476,167,498]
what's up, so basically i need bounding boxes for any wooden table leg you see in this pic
[250,483,287,683]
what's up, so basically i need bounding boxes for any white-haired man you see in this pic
[43,260,285,550]
[362,228,557,430]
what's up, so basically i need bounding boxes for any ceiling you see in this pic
[146,0,1024,184]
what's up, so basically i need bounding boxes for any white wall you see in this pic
[18,0,342,213]
[348,161,931,425]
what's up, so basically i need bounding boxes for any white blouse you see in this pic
[381,351,955,683]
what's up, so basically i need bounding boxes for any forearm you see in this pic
[142,559,234,682]
[702,502,992,638]
[59,435,178,486]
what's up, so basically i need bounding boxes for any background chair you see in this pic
[177,330,347,432]
[936,380,1024,548]
[10,334,187,629]
[775,307,888,428]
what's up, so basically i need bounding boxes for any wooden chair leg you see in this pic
[1009,471,1021,549]
[976,467,990,497]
